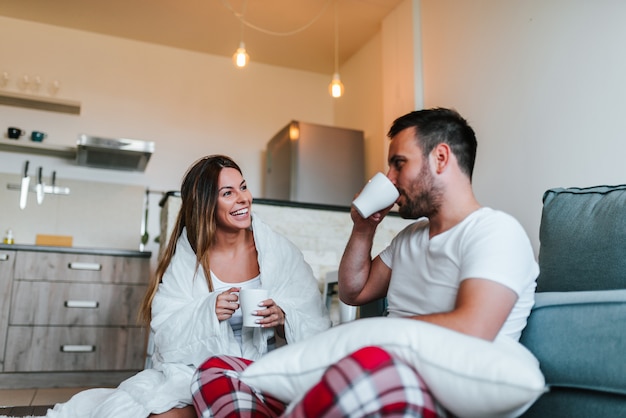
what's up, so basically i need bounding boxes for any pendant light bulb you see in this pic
[329,1,343,98]
[329,72,344,98]
[233,41,249,68]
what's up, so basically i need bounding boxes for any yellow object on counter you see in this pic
[3,229,14,244]
[36,234,73,247]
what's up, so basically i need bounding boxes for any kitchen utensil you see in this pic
[140,189,149,247]
[19,160,30,209]
[36,166,44,205]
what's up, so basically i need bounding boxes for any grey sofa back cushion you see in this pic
[537,184,626,292]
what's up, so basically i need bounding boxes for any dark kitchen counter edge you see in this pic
[159,191,401,217]
[0,243,151,258]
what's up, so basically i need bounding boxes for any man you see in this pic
[339,107,538,341]
[285,108,539,417]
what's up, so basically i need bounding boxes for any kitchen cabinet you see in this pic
[0,245,151,388]
[0,249,15,372]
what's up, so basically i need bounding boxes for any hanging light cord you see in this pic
[238,0,249,42]
[220,0,333,37]
[333,0,339,72]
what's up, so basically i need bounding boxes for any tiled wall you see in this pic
[253,203,412,283]
[160,195,413,285]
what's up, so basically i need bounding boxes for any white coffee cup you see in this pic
[239,288,269,327]
[352,172,399,218]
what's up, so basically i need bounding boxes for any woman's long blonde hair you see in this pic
[138,155,243,326]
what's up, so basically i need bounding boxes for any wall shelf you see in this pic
[0,139,76,160]
[0,91,81,115]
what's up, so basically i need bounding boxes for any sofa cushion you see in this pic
[521,387,626,418]
[240,317,546,418]
[520,289,626,395]
[537,184,626,292]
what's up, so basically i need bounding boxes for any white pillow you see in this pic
[240,317,546,418]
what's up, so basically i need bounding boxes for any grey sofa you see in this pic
[519,185,626,417]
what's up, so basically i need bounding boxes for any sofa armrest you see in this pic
[533,289,626,308]
[520,290,626,395]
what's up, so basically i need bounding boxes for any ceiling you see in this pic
[0,0,404,74]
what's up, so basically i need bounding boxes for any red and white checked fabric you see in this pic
[192,346,449,418]
[283,346,449,418]
[191,354,287,418]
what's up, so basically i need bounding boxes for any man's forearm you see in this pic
[338,226,377,304]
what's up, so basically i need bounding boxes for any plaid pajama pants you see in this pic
[191,346,448,418]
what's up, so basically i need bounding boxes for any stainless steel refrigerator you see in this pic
[264,121,365,206]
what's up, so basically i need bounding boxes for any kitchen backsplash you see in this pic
[0,171,144,249]
[254,203,412,282]
[160,195,413,284]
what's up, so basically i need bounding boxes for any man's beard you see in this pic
[398,163,443,220]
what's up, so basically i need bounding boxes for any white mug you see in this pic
[352,172,399,218]
[239,288,269,327]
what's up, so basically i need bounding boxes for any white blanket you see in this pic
[47,214,331,418]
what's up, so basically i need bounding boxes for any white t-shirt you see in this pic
[379,207,538,340]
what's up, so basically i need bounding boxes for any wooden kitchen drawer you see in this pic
[10,280,147,326]
[14,251,149,284]
[0,250,16,370]
[4,326,147,372]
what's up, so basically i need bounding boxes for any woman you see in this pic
[47,155,331,418]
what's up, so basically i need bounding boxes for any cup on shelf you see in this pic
[30,131,47,142]
[7,127,25,140]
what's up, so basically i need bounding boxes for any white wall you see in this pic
[0,16,336,255]
[382,0,419,138]
[334,32,384,181]
[334,0,420,181]
[419,0,626,253]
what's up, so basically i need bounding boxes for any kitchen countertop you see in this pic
[0,243,151,258]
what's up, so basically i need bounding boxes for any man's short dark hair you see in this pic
[387,108,478,180]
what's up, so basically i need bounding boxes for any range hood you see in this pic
[76,134,155,172]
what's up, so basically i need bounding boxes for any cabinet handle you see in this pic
[68,262,102,271]
[64,300,99,309]
[0,253,9,261]
[61,345,96,353]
